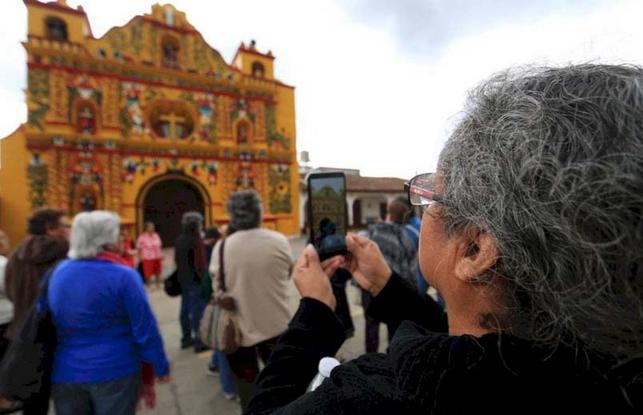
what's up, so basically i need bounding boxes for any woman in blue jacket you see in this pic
[48,211,170,415]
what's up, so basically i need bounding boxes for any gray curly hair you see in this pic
[228,190,262,230]
[439,64,643,360]
[181,211,203,235]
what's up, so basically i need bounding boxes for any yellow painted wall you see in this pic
[4,1,300,243]
[27,3,88,43]
[233,50,275,79]
[0,128,32,247]
[277,86,299,235]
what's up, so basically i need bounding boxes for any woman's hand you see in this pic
[293,245,344,311]
[156,375,170,384]
[345,233,392,296]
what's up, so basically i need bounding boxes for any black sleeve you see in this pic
[367,272,448,333]
[246,298,346,415]
[187,245,196,273]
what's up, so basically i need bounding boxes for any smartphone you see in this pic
[307,172,348,261]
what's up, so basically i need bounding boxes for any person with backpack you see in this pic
[362,199,417,352]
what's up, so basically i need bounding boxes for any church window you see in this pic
[149,101,194,139]
[76,103,97,135]
[161,36,180,69]
[252,61,265,78]
[237,121,250,144]
[45,16,68,41]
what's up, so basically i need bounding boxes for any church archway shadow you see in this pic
[136,174,211,247]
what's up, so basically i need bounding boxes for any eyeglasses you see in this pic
[404,173,443,210]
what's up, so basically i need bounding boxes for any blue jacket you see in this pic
[48,259,170,384]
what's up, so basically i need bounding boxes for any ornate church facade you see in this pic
[0,1,299,245]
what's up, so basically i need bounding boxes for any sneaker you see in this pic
[180,338,194,349]
[223,393,238,401]
[193,341,210,354]
[206,365,218,376]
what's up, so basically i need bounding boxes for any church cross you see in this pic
[159,112,186,138]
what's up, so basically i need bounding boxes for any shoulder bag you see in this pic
[199,240,241,353]
[0,269,57,401]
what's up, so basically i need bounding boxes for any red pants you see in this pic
[142,259,162,280]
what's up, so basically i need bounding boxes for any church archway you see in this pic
[137,175,209,247]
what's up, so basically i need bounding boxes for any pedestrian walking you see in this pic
[362,199,417,352]
[209,190,294,411]
[175,212,208,352]
[4,208,70,415]
[203,227,239,400]
[136,222,163,289]
[48,211,170,415]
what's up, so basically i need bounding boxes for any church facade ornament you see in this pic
[0,2,299,245]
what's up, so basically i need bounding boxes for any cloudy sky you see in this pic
[1,0,642,179]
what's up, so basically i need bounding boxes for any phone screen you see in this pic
[308,173,348,260]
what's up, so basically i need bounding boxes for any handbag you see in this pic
[199,301,217,349]
[163,269,181,297]
[211,239,242,353]
[0,270,57,401]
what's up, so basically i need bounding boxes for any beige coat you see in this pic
[209,228,295,347]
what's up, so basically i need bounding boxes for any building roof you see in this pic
[300,167,406,193]
[346,175,405,193]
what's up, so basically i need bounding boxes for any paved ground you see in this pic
[136,237,387,415]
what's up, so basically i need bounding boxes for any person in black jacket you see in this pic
[246,65,643,414]
[174,211,208,352]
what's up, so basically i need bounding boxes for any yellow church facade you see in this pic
[0,0,299,246]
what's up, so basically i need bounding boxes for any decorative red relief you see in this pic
[27,62,285,100]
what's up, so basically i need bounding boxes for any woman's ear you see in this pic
[454,229,499,283]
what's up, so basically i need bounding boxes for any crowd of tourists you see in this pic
[0,188,300,414]
[0,64,641,414]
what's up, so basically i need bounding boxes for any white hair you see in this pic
[68,211,120,259]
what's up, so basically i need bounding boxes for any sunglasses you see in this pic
[404,173,444,210]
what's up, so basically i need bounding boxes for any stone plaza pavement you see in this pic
[137,236,387,415]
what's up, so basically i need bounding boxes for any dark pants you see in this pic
[52,374,141,415]
[226,336,279,411]
[361,290,394,353]
[21,386,50,415]
[0,323,9,360]
[331,269,355,338]
[179,282,206,345]
[0,324,50,415]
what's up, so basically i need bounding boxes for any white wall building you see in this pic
[299,167,407,233]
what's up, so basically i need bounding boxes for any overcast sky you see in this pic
[1,0,642,179]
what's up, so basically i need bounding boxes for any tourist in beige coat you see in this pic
[209,190,294,411]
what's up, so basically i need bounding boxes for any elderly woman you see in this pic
[246,65,643,414]
[210,191,294,410]
[48,211,169,415]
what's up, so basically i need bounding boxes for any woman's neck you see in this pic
[444,284,503,337]
[447,313,494,337]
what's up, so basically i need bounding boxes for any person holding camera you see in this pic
[245,65,643,414]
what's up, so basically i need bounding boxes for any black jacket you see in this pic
[174,233,206,287]
[247,274,642,414]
